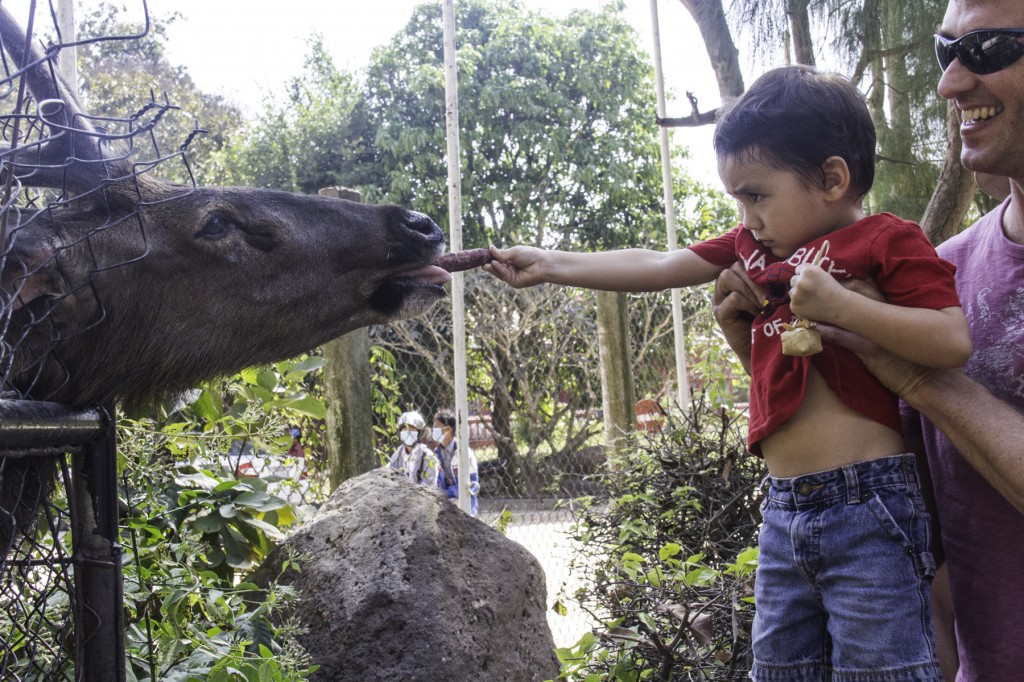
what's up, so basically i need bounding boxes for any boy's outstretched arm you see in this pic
[483,244,725,292]
[789,264,972,368]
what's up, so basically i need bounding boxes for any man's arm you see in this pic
[790,264,972,368]
[819,325,1024,515]
[901,369,1024,513]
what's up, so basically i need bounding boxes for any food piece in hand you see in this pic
[781,320,822,356]
[435,248,494,272]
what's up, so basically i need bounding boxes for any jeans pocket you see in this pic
[866,491,935,580]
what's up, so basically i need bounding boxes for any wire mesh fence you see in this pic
[0,3,200,677]
[0,453,75,677]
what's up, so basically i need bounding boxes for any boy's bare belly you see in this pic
[759,369,905,478]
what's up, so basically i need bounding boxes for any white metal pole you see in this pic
[649,0,691,410]
[442,0,471,514]
[56,0,78,92]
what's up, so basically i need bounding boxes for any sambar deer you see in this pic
[0,7,450,548]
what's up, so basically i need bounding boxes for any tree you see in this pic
[360,0,669,250]
[354,0,725,480]
[210,36,369,193]
[74,4,244,184]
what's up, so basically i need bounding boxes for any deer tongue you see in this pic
[401,264,452,286]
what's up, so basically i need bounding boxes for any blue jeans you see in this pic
[750,454,941,681]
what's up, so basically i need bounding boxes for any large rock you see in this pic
[251,467,559,681]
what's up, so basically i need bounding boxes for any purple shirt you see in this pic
[906,199,1024,681]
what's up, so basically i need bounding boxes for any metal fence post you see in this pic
[71,405,125,681]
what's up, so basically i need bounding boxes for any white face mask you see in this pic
[399,430,419,446]
[431,427,443,442]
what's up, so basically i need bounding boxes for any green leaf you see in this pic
[290,355,326,374]
[192,389,223,425]
[273,395,326,419]
[233,491,286,512]
[240,367,260,385]
[256,369,279,392]
[194,511,224,533]
[222,528,253,568]
[658,542,682,561]
[236,515,286,541]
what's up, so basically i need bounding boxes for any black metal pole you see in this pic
[0,399,105,453]
[71,404,125,682]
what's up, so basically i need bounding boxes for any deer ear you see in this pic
[2,235,62,310]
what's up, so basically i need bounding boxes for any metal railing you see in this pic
[0,399,123,681]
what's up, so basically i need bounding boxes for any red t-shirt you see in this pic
[689,213,960,454]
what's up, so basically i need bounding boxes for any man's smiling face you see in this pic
[938,0,1024,181]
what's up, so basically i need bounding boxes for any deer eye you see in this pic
[196,214,236,240]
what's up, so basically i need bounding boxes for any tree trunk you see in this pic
[787,0,815,66]
[920,102,975,246]
[489,361,520,495]
[676,0,745,100]
[318,187,375,491]
[322,330,374,490]
[596,291,636,459]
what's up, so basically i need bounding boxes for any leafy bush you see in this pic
[117,356,326,680]
[557,398,764,681]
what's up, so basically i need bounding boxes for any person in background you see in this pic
[287,424,305,459]
[432,409,479,517]
[386,411,441,488]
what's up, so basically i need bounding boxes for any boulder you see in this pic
[251,467,559,681]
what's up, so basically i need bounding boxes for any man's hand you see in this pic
[816,324,938,399]
[711,263,766,373]
[802,276,936,397]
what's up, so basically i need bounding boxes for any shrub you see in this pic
[557,398,764,681]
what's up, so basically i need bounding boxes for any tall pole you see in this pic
[442,0,471,514]
[56,0,78,89]
[649,0,691,410]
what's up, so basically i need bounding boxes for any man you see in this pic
[713,2,1024,679]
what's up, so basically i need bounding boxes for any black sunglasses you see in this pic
[935,29,1024,74]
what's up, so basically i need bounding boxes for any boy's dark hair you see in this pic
[713,65,876,198]
[434,409,456,430]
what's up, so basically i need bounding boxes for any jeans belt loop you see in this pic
[902,453,915,486]
[843,465,860,504]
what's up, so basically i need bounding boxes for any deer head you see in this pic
[0,7,451,408]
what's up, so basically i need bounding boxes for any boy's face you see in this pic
[718,154,842,259]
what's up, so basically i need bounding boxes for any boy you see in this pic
[485,65,970,680]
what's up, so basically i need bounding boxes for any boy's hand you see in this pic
[483,244,546,288]
[788,263,848,323]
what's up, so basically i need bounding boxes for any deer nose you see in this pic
[404,211,442,238]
